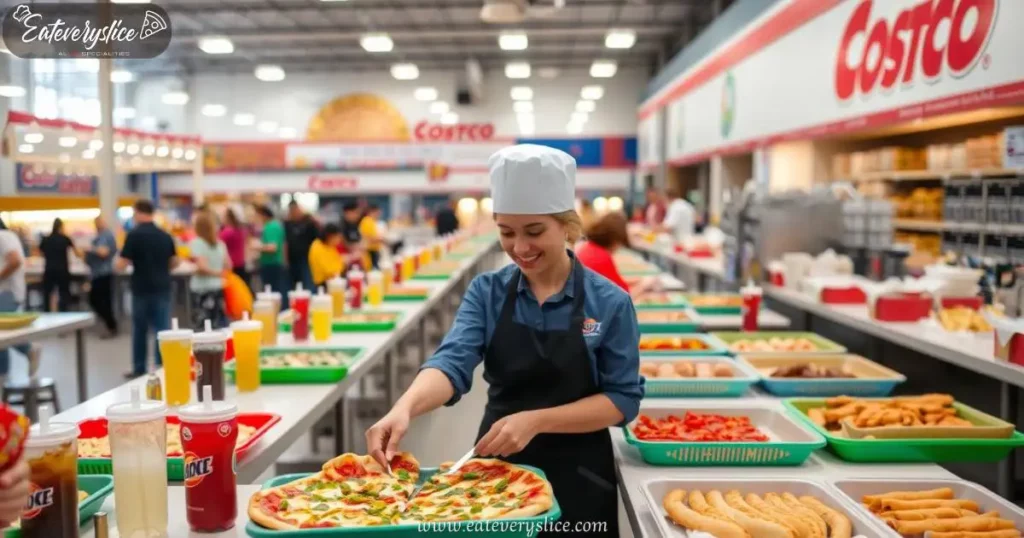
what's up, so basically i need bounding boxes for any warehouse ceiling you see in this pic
[129,0,729,76]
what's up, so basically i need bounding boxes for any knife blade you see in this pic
[444,448,476,476]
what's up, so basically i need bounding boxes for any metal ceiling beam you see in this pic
[168,0,686,14]
[164,41,660,59]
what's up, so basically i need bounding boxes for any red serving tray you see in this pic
[820,287,867,304]
[873,293,932,322]
[941,296,983,310]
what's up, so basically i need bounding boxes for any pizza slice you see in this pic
[402,459,554,522]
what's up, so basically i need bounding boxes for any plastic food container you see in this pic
[280,311,403,333]
[681,293,745,314]
[411,261,463,280]
[244,466,562,537]
[225,346,364,384]
[783,398,1024,463]
[640,356,759,397]
[623,407,825,466]
[738,354,906,397]
[636,308,702,333]
[633,292,691,310]
[831,478,1024,538]
[710,331,847,357]
[641,478,888,538]
[639,333,731,356]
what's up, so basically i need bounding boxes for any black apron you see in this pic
[476,262,617,537]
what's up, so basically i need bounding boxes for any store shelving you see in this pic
[893,219,982,233]
[848,168,1024,183]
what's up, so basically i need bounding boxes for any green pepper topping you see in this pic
[278,499,289,510]
[391,484,403,492]
[396,469,410,480]
[493,478,509,493]
[461,472,480,480]
[470,505,483,514]
[311,503,329,512]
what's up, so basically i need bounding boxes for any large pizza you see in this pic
[248,452,554,529]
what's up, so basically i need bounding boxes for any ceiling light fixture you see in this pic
[198,36,235,54]
[390,63,419,80]
[414,87,438,101]
[360,33,394,53]
[510,86,533,101]
[0,85,26,98]
[512,101,533,113]
[567,122,584,135]
[201,104,227,117]
[581,85,604,100]
[24,132,43,144]
[18,144,32,153]
[505,62,530,79]
[604,28,636,49]
[498,31,528,51]
[429,101,449,114]
[258,121,278,134]
[110,70,134,83]
[576,100,595,113]
[590,60,617,78]
[537,67,560,79]
[440,112,458,125]
[254,65,286,82]
[157,145,170,157]
[571,111,589,124]
[233,113,255,126]
[89,139,103,151]
[59,135,77,148]
[161,91,189,105]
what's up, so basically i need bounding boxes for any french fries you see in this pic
[806,394,973,432]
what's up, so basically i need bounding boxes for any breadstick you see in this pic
[881,499,981,512]
[782,492,828,538]
[928,531,1022,538]
[890,516,1016,534]
[864,488,955,507]
[878,508,980,520]
[749,494,813,538]
[808,408,827,428]
[799,496,853,538]
[662,489,748,538]
[825,396,856,408]
[767,493,824,538]
[707,490,794,538]
[688,490,734,522]
[726,490,800,537]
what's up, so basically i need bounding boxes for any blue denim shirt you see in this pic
[86,229,117,278]
[422,252,645,426]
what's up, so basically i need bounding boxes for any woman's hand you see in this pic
[0,459,29,526]
[475,410,544,458]
[365,407,411,470]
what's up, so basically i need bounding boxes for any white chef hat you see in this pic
[489,144,576,215]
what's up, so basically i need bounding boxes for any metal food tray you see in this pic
[831,478,1024,538]
[639,333,731,356]
[640,356,759,397]
[637,307,703,334]
[738,354,906,397]
[710,331,847,356]
[624,407,825,466]
[640,478,888,538]
[245,466,561,537]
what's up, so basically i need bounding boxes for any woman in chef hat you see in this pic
[367,144,643,537]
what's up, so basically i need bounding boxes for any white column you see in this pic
[709,156,724,224]
[192,150,204,206]
[98,58,117,221]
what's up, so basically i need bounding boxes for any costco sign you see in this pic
[413,122,495,142]
[836,0,998,100]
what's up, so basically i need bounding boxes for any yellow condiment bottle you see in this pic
[231,312,263,392]
[252,299,278,346]
[311,292,333,343]
[158,318,193,407]
[367,271,384,307]
[326,277,347,318]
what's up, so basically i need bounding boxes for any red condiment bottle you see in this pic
[348,269,364,310]
[178,386,238,533]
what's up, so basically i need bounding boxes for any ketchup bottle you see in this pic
[347,269,364,310]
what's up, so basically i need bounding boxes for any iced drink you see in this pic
[231,313,263,392]
[158,319,193,407]
[326,277,346,318]
[290,287,311,341]
[252,299,277,346]
[311,292,332,343]
[255,286,281,320]
[192,321,227,402]
[22,407,79,538]
[741,282,763,332]
[106,388,168,538]
[367,271,383,307]
[433,241,443,261]
[179,386,238,533]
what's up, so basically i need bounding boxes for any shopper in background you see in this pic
[340,202,364,270]
[117,200,179,379]
[576,212,659,298]
[358,204,384,269]
[220,208,249,290]
[40,218,82,312]
[434,198,459,236]
[578,199,596,233]
[643,188,666,226]
[367,145,641,538]
[85,215,119,338]
[255,205,287,300]
[0,218,40,381]
[188,211,232,330]
[284,201,318,291]
[308,223,345,288]
[656,186,696,243]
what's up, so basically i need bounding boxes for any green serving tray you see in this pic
[639,333,731,356]
[225,346,364,384]
[245,467,561,537]
[632,292,691,310]
[3,475,113,538]
[363,291,431,302]
[783,398,1024,463]
[682,294,747,315]
[281,311,404,333]
[409,273,453,281]
[637,308,702,334]
[620,267,661,276]
[710,331,847,355]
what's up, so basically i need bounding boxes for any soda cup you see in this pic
[252,299,278,347]
[159,318,193,407]
[311,291,333,343]
[741,281,763,332]
[347,269,364,310]
[326,277,346,318]
[22,407,79,538]
[367,271,383,307]
[290,285,312,341]
[193,320,228,402]
[255,286,281,320]
[230,313,263,392]
[106,388,168,538]
[178,386,238,533]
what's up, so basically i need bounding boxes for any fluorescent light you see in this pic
[415,87,438,101]
[360,33,393,52]
[0,85,26,97]
[113,141,126,153]
[510,86,533,101]
[390,63,419,80]
[513,101,533,113]
[161,91,189,105]
[571,111,589,124]
[278,127,298,139]
[113,107,136,119]
[82,149,95,159]
[110,70,134,83]
[590,60,617,78]
[142,144,156,156]
[24,132,43,144]
[258,121,278,133]
[537,67,560,79]
[198,36,234,54]
[185,149,198,161]
[233,113,255,126]
[499,31,528,51]
[18,144,32,153]
[439,112,458,125]
[576,100,595,113]
[519,122,535,135]
[171,147,184,159]
[605,29,636,49]
[201,104,227,117]
[429,101,449,114]
[126,142,140,155]
[254,65,285,82]
[517,113,534,132]
[581,85,604,100]
[567,122,583,134]
[505,62,530,79]
[157,145,169,157]
[89,139,103,151]
[59,136,77,148]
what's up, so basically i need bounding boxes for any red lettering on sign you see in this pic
[413,121,496,142]
[308,175,359,192]
[835,0,997,101]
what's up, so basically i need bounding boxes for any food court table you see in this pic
[0,312,95,402]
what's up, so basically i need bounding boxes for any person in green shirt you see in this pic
[255,205,287,301]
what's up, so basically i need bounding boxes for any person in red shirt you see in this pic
[576,212,658,298]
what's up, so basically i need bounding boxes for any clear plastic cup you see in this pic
[252,299,278,347]
[230,314,263,392]
[158,320,193,407]
[106,388,168,538]
[311,293,333,342]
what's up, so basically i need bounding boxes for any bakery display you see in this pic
[79,422,259,458]
[248,452,554,529]
[740,355,907,397]
[860,487,1021,537]
[640,360,734,379]
[632,412,769,442]
[661,488,853,538]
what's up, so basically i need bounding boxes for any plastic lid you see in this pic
[326,277,346,290]
[107,387,167,423]
[230,311,262,332]
[368,270,383,281]
[252,299,275,311]
[158,318,193,341]
[741,280,763,296]
[193,319,228,344]
[312,294,332,309]
[26,406,79,447]
[178,386,238,423]
[256,285,281,301]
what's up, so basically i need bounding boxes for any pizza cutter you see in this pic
[443,448,476,476]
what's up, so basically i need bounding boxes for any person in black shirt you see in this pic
[340,202,363,270]
[39,218,82,312]
[116,200,179,379]
[284,201,318,291]
[435,198,460,236]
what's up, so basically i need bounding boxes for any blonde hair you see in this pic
[194,211,218,247]
[551,210,583,243]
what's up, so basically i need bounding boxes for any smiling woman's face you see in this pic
[496,214,567,276]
